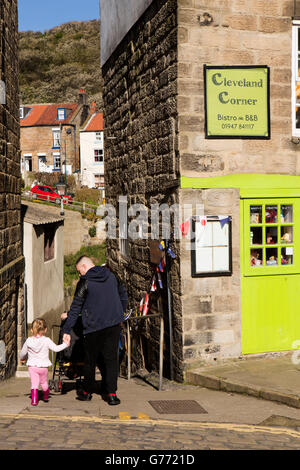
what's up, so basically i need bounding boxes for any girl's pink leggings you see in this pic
[28,367,49,391]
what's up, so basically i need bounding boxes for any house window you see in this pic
[293,23,300,135]
[44,224,55,261]
[95,132,103,143]
[57,108,66,120]
[24,155,33,172]
[53,153,61,169]
[52,129,60,148]
[94,149,104,162]
[94,174,104,188]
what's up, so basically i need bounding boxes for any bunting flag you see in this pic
[139,298,144,315]
[158,257,166,272]
[218,216,230,228]
[142,293,150,316]
[158,241,165,250]
[181,219,190,238]
[151,276,157,292]
[167,247,176,259]
[156,267,163,289]
[124,308,133,321]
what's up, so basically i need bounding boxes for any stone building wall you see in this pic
[177,0,297,368]
[102,0,184,380]
[0,0,25,380]
[178,0,296,177]
[20,125,77,173]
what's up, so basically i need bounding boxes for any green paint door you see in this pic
[241,198,300,354]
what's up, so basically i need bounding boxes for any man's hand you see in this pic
[61,312,68,321]
[63,334,71,347]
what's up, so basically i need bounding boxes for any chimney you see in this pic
[89,101,97,114]
[78,88,88,105]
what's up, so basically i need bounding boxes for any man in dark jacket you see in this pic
[62,256,128,405]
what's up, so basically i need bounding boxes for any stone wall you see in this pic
[180,187,241,367]
[102,0,184,380]
[20,125,77,173]
[178,0,297,177]
[0,0,25,380]
[177,0,297,368]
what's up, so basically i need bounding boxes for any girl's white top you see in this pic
[20,335,68,367]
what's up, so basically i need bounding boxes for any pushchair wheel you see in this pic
[50,379,62,393]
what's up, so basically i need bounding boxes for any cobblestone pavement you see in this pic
[0,413,300,451]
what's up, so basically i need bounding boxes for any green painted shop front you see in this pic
[181,174,300,355]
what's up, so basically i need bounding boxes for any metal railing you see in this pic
[21,190,104,215]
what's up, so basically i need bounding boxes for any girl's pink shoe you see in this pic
[43,388,50,402]
[31,389,38,406]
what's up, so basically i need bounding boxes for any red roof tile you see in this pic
[84,113,103,132]
[20,103,79,127]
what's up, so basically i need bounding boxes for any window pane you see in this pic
[265,205,277,223]
[266,247,278,266]
[280,205,293,223]
[266,226,277,244]
[281,247,293,265]
[280,226,293,243]
[250,226,262,245]
[196,247,213,272]
[250,205,262,224]
[213,247,229,271]
[251,248,263,267]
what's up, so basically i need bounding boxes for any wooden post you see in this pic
[127,320,131,380]
[159,314,164,391]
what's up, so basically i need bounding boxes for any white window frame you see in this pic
[57,108,66,120]
[94,149,104,162]
[53,152,61,169]
[292,22,300,137]
[52,128,61,148]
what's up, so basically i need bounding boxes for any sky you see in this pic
[18,0,100,32]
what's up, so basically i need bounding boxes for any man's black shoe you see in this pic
[103,393,120,405]
[76,390,92,401]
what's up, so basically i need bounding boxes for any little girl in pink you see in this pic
[20,318,69,406]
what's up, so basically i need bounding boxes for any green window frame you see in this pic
[243,199,299,276]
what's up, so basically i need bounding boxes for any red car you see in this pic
[30,184,73,204]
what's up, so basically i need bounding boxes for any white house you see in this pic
[80,110,104,194]
[21,202,65,329]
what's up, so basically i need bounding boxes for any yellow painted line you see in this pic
[1,413,300,439]
[118,412,131,420]
[138,412,150,420]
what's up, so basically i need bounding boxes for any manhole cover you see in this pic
[148,400,207,414]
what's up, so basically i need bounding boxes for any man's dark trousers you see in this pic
[83,324,121,395]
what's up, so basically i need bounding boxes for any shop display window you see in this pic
[249,203,294,268]
[265,205,277,224]
[250,206,262,224]
[281,205,293,223]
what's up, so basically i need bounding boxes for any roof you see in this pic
[21,202,64,225]
[81,112,103,132]
[20,103,79,127]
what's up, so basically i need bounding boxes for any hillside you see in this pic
[19,20,103,107]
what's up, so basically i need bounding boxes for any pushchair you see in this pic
[49,315,85,393]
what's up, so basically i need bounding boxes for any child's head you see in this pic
[31,318,47,336]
